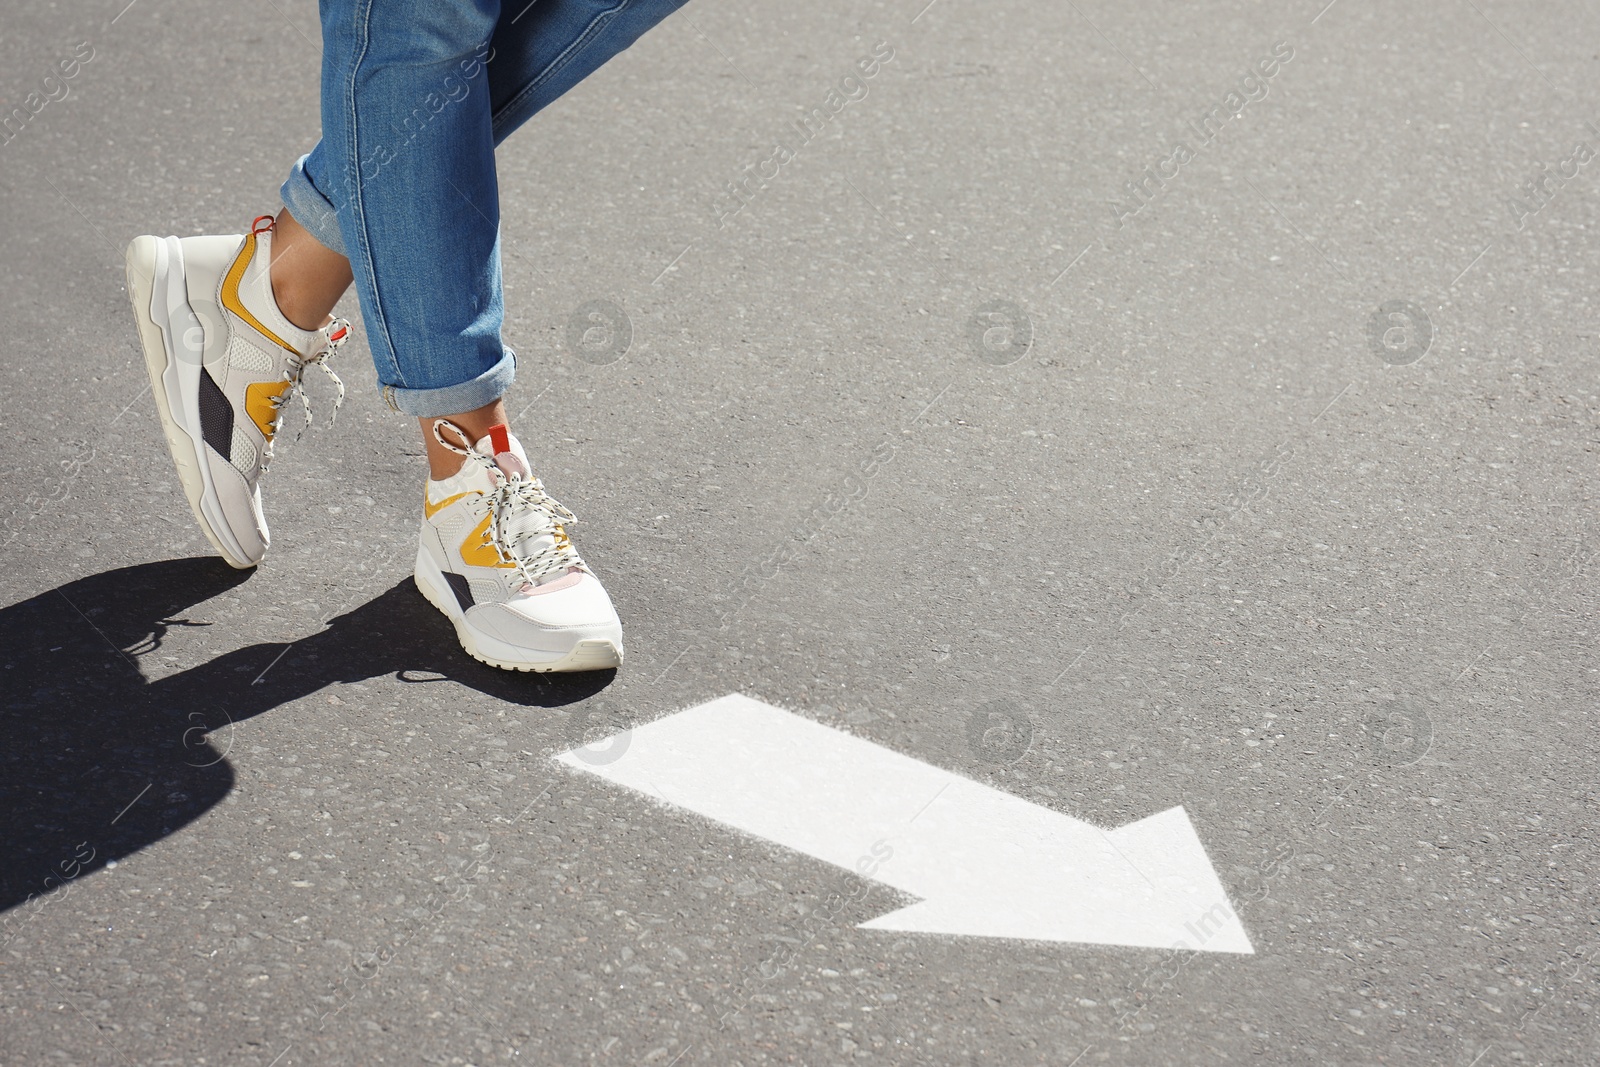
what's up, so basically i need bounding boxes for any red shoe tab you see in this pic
[488,424,511,456]
[251,215,276,235]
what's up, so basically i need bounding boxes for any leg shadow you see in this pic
[0,557,610,922]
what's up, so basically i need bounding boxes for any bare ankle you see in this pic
[268,208,353,332]
[272,283,332,333]
[421,402,511,480]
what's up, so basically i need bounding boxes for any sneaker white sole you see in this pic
[124,234,256,569]
[414,547,623,673]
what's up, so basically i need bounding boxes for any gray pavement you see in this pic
[2,0,1598,1064]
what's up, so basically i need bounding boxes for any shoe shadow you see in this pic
[0,557,610,922]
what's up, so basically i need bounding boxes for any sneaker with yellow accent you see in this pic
[415,420,624,672]
[124,215,348,569]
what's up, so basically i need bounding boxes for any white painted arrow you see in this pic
[556,694,1253,954]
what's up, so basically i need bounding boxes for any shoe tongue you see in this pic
[467,425,574,590]
[473,424,530,481]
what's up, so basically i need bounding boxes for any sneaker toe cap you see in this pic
[467,573,622,653]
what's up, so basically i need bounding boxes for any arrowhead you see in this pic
[859,806,1253,954]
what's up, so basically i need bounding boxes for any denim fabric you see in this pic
[280,0,687,417]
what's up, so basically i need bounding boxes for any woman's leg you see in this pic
[265,0,694,670]
[416,0,690,479]
[283,1,507,423]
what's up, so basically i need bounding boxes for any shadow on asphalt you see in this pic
[0,557,610,919]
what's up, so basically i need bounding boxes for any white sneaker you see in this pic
[415,421,624,672]
[125,216,348,569]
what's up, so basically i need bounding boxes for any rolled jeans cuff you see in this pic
[279,153,347,257]
[381,347,517,418]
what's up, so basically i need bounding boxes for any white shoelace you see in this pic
[433,419,585,586]
[263,317,350,470]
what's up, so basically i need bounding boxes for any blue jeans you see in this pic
[280,0,686,417]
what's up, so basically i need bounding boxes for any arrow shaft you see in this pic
[565,695,957,882]
[557,696,1122,895]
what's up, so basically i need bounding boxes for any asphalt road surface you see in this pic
[3,1,1598,1064]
